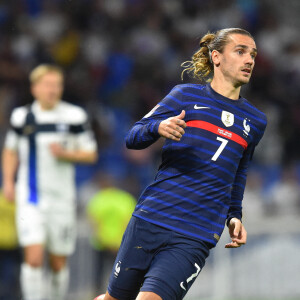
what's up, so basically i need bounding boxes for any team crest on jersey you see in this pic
[243,118,251,136]
[23,125,36,135]
[221,111,234,127]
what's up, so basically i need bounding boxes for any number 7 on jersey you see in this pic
[211,137,228,161]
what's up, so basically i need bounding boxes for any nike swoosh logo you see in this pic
[194,105,210,109]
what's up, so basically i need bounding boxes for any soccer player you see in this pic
[2,64,98,300]
[94,28,267,300]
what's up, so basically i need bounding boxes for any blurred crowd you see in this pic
[0,0,299,226]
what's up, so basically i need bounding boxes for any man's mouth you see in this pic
[241,68,251,74]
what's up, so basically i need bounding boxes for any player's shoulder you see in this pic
[59,101,88,124]
[171,83,206,93]
[167,84,207,102]
[243,99,267,123]
[242,99,267,133]
[10,105,30,127]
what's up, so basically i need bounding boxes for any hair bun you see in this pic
[200,41,207,48]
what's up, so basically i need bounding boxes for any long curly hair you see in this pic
[181,28,253,82]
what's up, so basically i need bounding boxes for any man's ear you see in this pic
[211,50,220,66]
[31,85,36,98]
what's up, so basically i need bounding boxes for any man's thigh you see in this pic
[141,236,211,300]
[136,291,162,300]
[16,204,46,247]
[107,217,170,300]
[46,210,76,256]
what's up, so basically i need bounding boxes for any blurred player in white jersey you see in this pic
[2,64,98,300]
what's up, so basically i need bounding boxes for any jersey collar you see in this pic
[206,84,245,106]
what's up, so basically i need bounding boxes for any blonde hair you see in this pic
[181,28,253,82]
[29,64,64,84]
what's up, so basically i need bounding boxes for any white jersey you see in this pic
[5,100,97,213]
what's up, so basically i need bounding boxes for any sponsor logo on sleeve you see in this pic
[143,105,160,118]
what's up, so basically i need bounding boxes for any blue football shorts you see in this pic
[107,216,212,300]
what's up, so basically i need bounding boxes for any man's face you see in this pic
[31,72,63,110]
[214,34,257,87]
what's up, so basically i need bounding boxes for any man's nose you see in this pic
[245,54,254,65]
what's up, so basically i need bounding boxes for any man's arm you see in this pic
[126,110,186,150]
[2,148,18,202]
[226,113,267,248]
[50,144,98,164]
[126,86,187,150]
[50,109,98,164]
[227,144,255,222]
[2,107,25,202]
[225,145,255,248]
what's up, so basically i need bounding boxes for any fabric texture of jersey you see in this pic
[4,100,97,212]
[126,84,267,246]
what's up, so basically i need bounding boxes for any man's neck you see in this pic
[36,100,59,111]
[210,78,241,100]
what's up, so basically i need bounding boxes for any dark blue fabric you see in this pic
[107,216,211,300]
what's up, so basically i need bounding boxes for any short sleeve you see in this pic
[4,107,28,151]
[72,109,97,152]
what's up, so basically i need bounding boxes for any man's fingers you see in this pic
[170,125,185,137]
[177,126,185,135]
[163,122,185,140]
[167,122,185,133]
[175,110,187,128]
[232,238,246,245]
[158,111,187,140]
[225,239,246,248]
[168,135,181,141]
[172,130,182,138]
[176,119,186,128]
[4,191,14,202]
[176,110,185,120]
[225,241,241,248]
[226,237,246,248]
[233,226,240,238]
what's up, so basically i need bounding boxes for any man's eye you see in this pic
[237,50,243,55]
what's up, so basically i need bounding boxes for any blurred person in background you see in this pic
[94,28,267,300]
[266,165,300,216]
[86,173,136,295]
[0,190,21,300]
[1,64,98,300]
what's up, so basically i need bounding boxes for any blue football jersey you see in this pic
[126,83,267,246]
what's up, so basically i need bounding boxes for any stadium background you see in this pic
[0,0,299,299]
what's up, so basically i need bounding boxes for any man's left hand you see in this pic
[225,218,247,248]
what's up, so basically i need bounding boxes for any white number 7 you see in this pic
[211,137,228,161]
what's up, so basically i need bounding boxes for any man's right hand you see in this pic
[3,181,15,202]
[158,110,186,141]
